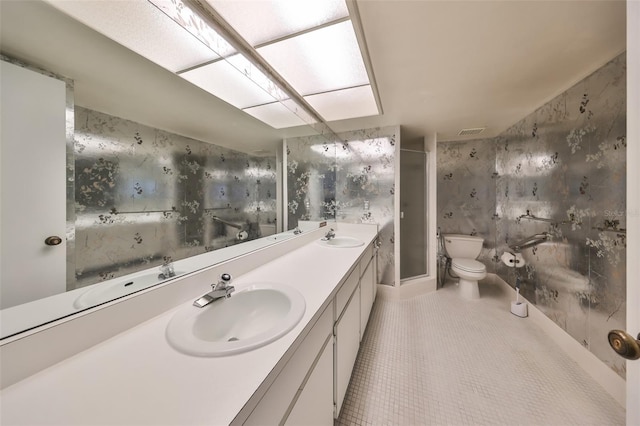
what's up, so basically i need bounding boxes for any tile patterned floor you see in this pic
[337,279,625,426]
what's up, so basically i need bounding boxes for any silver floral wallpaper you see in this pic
[73,107,277,289]
[286,127,397,284]
[438,53,626,377]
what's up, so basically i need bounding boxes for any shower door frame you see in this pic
[399,148,429,283]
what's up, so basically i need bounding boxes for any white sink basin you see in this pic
[74,271,185,309]
[317,236,364,248]
[166,283,306,357]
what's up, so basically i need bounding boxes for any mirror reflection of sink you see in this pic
[317,236,364,248]
[166,283,305,357]
[73,271,184,309]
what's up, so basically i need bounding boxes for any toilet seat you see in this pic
[451,258,486,273]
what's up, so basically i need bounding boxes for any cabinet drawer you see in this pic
[359,244,374,276]
[336,267,359,318]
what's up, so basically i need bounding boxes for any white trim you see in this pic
[426,133,438,282]
[489,273,626,408]
[626,1,640,423]
[393,126,402,288]
[376,277,436,300]
[279,140,287,233]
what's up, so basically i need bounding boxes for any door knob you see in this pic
[44,236,62,246]
[607,330,640,360]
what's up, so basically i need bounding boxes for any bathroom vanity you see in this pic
[0,223,378,425]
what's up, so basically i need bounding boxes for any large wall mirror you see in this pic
[0,0,337,339]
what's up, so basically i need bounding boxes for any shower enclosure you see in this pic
[400,149,428,280]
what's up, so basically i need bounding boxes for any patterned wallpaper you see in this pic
[437,53,626,377]
[437,138,498,272]
[73,107,277,289]
[286,127,397,284]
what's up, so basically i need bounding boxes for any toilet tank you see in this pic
[443,234,484,259]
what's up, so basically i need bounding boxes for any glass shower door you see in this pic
[400,149,428,280]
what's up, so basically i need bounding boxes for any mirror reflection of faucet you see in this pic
[158,262,176,280]
[321,228,336,241]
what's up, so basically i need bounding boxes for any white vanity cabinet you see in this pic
[359,244,376,339]
[284,336,334,426]
[241,302,334,426]
[334,279,361,417]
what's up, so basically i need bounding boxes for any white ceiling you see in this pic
[0,0,626,153]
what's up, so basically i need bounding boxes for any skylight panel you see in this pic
[304,85,379,122]
[257,20,369,96]
[243,102,310,129]
[180,56,279,109]
[207,0,349,46]
[47,0,220,72]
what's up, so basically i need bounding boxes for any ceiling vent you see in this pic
[458,127,486,136]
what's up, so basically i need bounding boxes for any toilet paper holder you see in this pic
[501,251,525,268]
[505,256,522,266]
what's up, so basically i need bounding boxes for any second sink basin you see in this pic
[317,236,364,248]
[166,283,305,356]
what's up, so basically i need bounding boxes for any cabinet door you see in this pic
[242,304,333,425]
[360,258,375,340]
[285,338,334,426]
[334,285,360,417]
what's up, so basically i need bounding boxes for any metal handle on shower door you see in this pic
[607,330,640,360]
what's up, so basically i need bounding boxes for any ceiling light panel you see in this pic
[257,20,369,96]
[304,85,379,122]
[46,0,219,73]
[207,0,349,46]
[243,102,310,129]
[181,55,279,108]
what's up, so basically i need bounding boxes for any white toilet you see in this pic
[443,234,487,299]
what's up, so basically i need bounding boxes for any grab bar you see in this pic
[211,216,243,230]
[509,232,551,252]
[517,210,574,226]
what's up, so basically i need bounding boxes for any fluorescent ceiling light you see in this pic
[46,0,220,72]
[207,0,349,46]
[257,20,369,96]
[305,85,379,122]
[181,55,280,109]
[148,0,236,59]
[243,102,310,129]
[49,0,380,130]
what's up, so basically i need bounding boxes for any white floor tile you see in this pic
[336,279,625,426]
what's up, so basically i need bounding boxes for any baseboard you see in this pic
[376,276,437,300]
[489,273,626,408]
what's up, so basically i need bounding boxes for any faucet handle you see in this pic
[212,273,233,290]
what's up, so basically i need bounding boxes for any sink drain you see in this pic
[228,337,239,342]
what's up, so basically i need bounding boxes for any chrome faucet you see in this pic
[321,228,336,241]
[158,262,175,280]
[193,273,235,308]
[293,226,303,235]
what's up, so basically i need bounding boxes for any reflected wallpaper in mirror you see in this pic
[286,127,397,284]
[73,107,277,290]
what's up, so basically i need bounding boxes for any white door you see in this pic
[625,2,640,424]
[0,61,67,309]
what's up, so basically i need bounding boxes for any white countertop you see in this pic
[0,224,377,425]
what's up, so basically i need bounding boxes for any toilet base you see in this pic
[459,278,480,299]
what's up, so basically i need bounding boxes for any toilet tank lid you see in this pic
[443,234,484,242]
